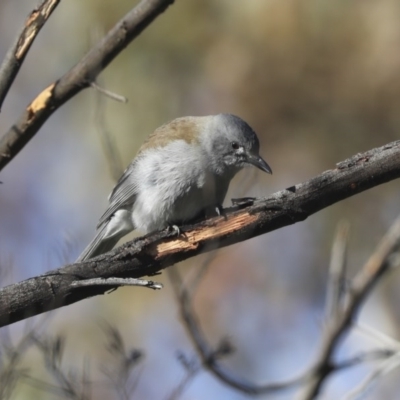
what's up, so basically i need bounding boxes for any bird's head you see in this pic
[201,114,272,176]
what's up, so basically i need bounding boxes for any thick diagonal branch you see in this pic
[0,0,61,111]
[0,0,175,171]
[0,139,399,328]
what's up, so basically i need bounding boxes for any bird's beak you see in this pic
[247,154,272,174]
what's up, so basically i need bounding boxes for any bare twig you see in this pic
[168,267,308,395]
[91,82,128,103]
[71,277,163,290]
[0,0,61,111]
[33,335,90,400]
[165,352,201,400]
[355,322,400,350]
[168,223,399,397]
[173,262,395,398]
[100,322,143,400]
[0,316,51,398]
[334,349,396,371]
[344,352,400,400]
[301,216,400,399]
[340,323,400,399]
[22,374,69,397]
[0,0,175,172]
[325,221,349,323]
[0,330,36,398]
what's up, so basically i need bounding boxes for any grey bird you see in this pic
[77,114,272,261]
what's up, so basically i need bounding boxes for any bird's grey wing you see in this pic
[77,222,115,261]
[96,162,138,228]
[78,209,134,261]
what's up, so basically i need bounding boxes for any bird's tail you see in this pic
[77,211,134,262]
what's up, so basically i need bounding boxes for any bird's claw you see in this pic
[166,224,181,236]
[215,204,224,216]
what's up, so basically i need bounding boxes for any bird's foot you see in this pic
[205,204,226,219]
[215,204,224,216]
[215,204,228,220]
[166,224,181,237]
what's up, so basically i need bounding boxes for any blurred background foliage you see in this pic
[0,0,400,398]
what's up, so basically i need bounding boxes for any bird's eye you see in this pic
[231,141,239,150]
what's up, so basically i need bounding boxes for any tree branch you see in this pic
[0,0,175,172]
[301,214,400,399]
[0,139,399,328]
[0,0,61,111]
[169,259,397,396]
[168,267,309,394]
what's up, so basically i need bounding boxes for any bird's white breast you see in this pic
[130,139,225,233]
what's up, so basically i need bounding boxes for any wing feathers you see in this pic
[78,210,134,261]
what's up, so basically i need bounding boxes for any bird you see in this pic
[77,114,272,261]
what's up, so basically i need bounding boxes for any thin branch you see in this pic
[22,374,69,397]
[168,267,308,395]
[355,322,400,350]
[91,82,128,103]
[0,0,61,111]
[325,221,349,323]
[173,259,396,400]
[100,323,143,399]
[344,352,400,400]
[0,330,36,398]
[33,335,84,400]
[0,140,399,327]
[0,315,52,398]
[0,0,175,172]
[301,215,400,399]
[333,349,396,371]
[175,254,397,398]
[71,277,163,290]
[165,352,201,400]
